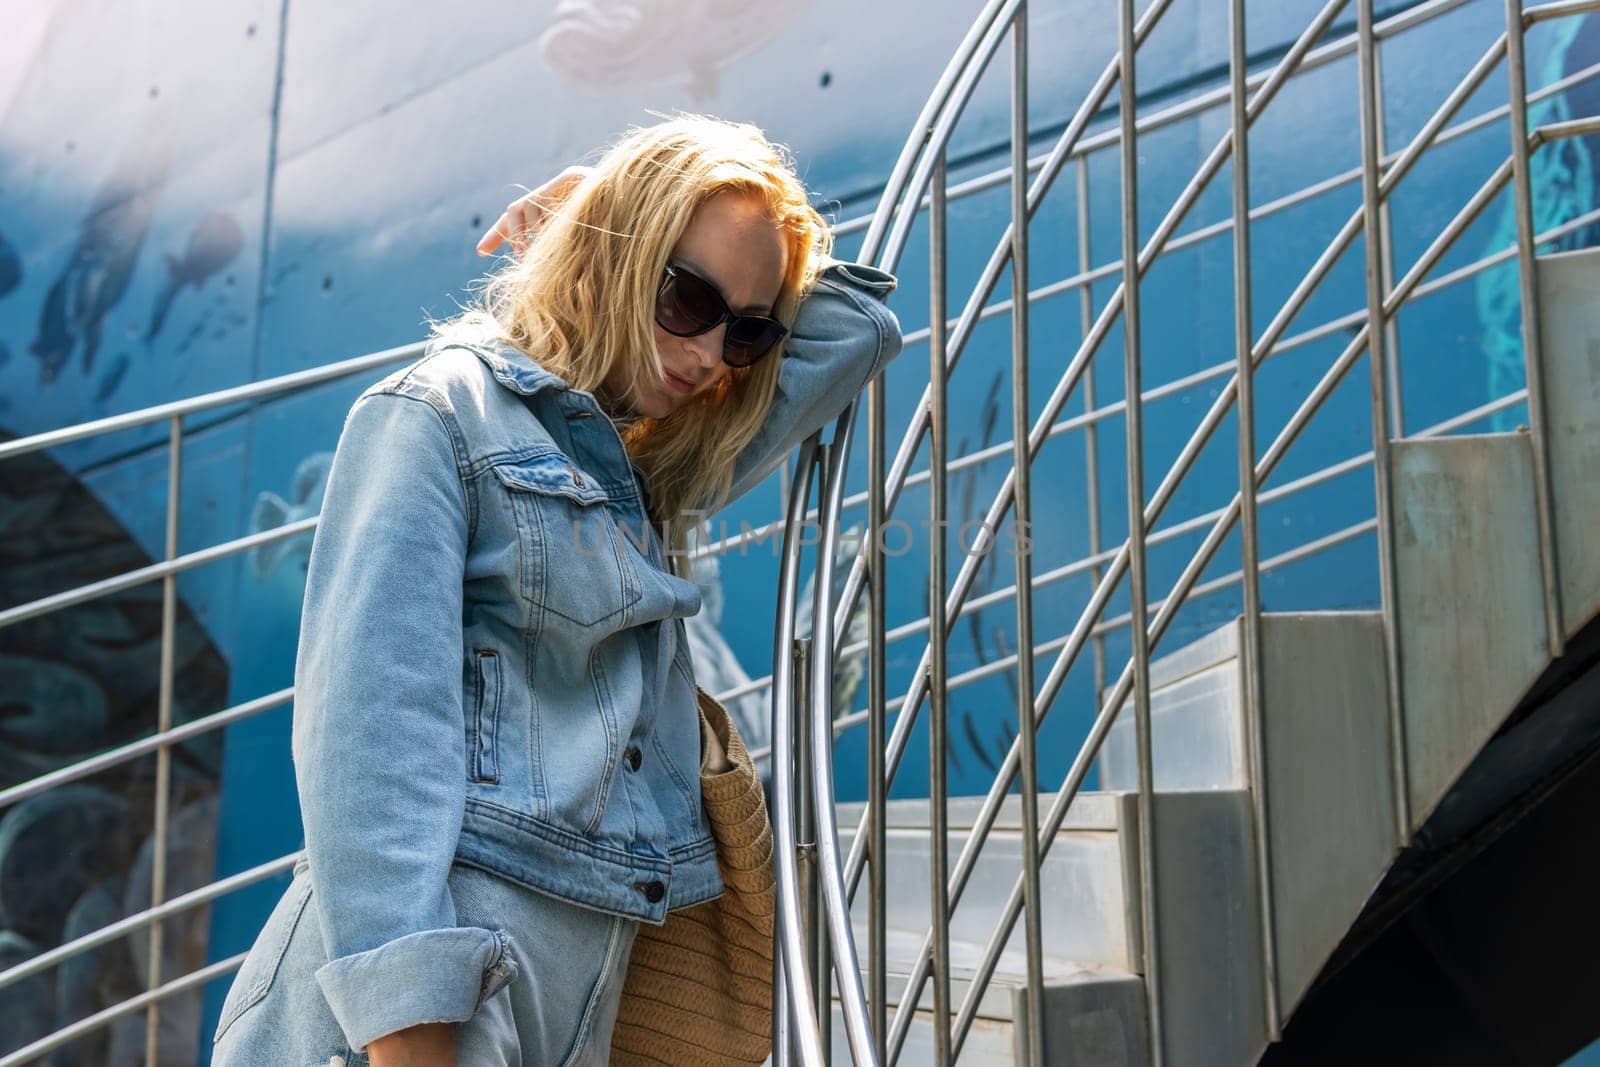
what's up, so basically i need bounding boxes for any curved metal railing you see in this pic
[775,0,1600,1063]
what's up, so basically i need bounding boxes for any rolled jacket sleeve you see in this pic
[725,259,904,505]
[291,388,516,1051]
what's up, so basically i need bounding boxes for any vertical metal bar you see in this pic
[928,150,954,1067]
[867,377,889,1064]
[774,953,793,1067]
[810,426,878,1063]
[1505,0,1568,656]
[795,633,817,1064]
[1373,45,1406,436]
[145,415,181,1066]
[1357,0,1413,841]
[770,441,825,1067]
[1078,159,1108,711]
[792,451,832,1063]
[1119,3,1163,1062]
[1229,0,1281,1041]
[1010,7,1045,1066]
[794,628,822,1053]
[815,874,833,1064]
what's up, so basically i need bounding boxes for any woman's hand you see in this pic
[475,165,593,257]
[366,1022,457,1067]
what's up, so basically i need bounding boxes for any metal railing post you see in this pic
[145,414,183,1066]
[1505,0,1569,657]
[1230,0,1281,1040]
[769,440,825,1067]
[809,425,878,1063]
[1119,2,1162,1062]
[1010,7,1046,1064]
[867,377,889,1064]
[928,149,954,1067]
[1358,0,1414,841]
[1077,158,1109,712]
[1372,45,1407,435]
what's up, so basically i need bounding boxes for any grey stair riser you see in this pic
[1393,434,1547,831]
[1099,643,1247,792]
[1254,612,1397,1017]
[1100,613,1400,1024]
[1534,247,1600,639]
[839,820,1140,972]
[1147,790,1266,1067]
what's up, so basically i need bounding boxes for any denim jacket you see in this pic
[290,259,901,1050]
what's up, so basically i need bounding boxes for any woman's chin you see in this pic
[634,392,677,420]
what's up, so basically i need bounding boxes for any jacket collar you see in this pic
[452,339,571,398]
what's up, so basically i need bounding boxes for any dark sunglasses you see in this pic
[655,262,788,368]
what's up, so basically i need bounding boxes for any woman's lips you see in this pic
[663,369,696,394]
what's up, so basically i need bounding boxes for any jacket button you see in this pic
[626,746,642,771]
[638,880,665,904]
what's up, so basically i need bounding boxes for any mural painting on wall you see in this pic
[538,0,812,99]
[0,438,228,1064]
[249,453,333,583]
[1478,13,1600,423]
[21,129,245,400]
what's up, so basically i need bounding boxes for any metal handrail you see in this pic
[840,0,1521,946]
[769,437,826,1067]
[841,0,1354,920]
[1525,0,1600,25]
[0,853,299,992]
[791,0,1596,1061]
[0,954,248,1067]
[914,113,1587,1061]
[0,688,293,812]
[747,384,1532,765]
[0,341,424,463]
[830,0,1481,240]
[932,120,1581,1057]
[807,408,876,1063]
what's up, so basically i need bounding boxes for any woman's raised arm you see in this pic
[474,177,905,511]
[722,258,903,506]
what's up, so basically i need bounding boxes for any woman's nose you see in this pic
[685,325,725,374]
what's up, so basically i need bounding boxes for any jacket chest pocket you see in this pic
[492,455,644,629]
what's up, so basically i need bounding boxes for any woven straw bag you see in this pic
[609,686,776,1064]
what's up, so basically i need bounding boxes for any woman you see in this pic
[210,114,900,1066]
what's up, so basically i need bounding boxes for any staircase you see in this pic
[809,247,1600,1065]
[767,0,1600,1063]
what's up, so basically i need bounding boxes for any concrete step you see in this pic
[835,792,1141,972]
[834,789,1267,1065]
[1098,613,1398,1023]
[1098,621,1247,792]
[1393,432,1547,830]
[827,938,1149,1065]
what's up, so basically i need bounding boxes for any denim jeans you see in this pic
[213,856,639,1065]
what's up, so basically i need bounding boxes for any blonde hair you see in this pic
[433,114,833,572]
